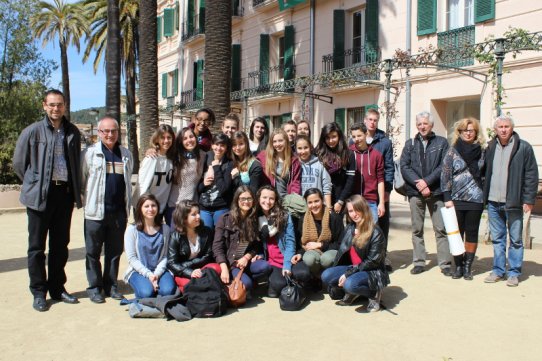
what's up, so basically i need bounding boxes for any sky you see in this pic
[41,41,107,111]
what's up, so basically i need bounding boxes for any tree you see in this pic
[0,0,57,183]
[31,0,88,121]
[105,0,121,122]
[204,0,232,122]
[83,0,140,171]
[138,0,158,159]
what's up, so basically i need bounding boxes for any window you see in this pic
[347,107,365,133]
[162,69,179,99]
[351,10,365,64]
[278,36,285,79]
[447,0,474,30]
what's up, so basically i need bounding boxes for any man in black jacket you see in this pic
[483,115,538,287]
[13,89,82,311]
[400,111,452,276]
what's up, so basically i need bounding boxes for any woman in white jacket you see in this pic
[124,194,176,298]
[134,125,176,218]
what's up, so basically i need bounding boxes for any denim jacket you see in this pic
[82,141,133,220]
[260,214,296,272]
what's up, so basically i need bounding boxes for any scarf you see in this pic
[454,138,482,185]
[301,207,332,249]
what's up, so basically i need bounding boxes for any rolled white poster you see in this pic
[440,206,465,256]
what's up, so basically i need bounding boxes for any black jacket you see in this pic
[198,152,234,210]
[483,132,538,210]
[13,116,82,211]
[333,223,390,290]
[167,226,214,278]
[297,211,344,255]
[400,132,449,197]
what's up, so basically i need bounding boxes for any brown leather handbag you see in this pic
[227,268,247,307]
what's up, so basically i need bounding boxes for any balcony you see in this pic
[166,96,176,111]
[179,89,203,110]
[243,64,295,92]
[181,12,204,42]
[437,25,475,67]
[322,45,380,73]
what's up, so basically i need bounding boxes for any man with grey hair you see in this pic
[82,117,133,303]
[483,115,538,287]
[400,111,452,276]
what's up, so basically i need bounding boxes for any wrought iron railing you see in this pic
[180,88,204,103]
[253,0,273,8]
[437,25,475,67]
[166,96,176,110]
[181,12,204,41]
[322,45,380,73]
[244,64,295,90]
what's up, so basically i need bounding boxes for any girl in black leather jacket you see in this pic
[321,195,389,312]
[167,201,221,292]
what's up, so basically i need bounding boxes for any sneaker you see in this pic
[506,276,519,287]
[366,291,382,312]
[484,272,504,283]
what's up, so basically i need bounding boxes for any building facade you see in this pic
[156,0,542,174]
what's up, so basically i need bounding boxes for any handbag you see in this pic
[279,274,306,311]
[227,268,247,307]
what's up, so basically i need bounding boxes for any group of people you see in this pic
[14,89,538,315]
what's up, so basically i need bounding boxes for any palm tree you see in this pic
[138,0,158,160]
[31,0,89,120]
[83,0,139,171]
[204,0,232,122]
[105,0,121,122]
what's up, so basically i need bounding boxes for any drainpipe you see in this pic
[308,0,315,124]
[405,0,412,141]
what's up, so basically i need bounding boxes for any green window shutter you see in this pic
[157,16,163,43]
[196,59,204,100]
[284,25,295,81]
[333,10,345,70]
[231,44,241,92]
[187,0,194,34]
[417,0,436,36]
[281,113,292,124]
[161,73,168,98]
[175,1,180,31]
[475,0,495,23]
[232,0,240,16]
[334,108,346,133]
[173,69,179,96]
[163,8,174,37]
[264,115,271,125]
[199,0,205,33]
[259,34,270,85]
[365,104,378,111]
[365,0,379,63]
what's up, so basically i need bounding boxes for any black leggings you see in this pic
[268,263,311,294]
[455,208,483,244]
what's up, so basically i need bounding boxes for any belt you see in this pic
[51,180,68,186]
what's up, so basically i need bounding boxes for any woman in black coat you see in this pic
[167,201,221,292]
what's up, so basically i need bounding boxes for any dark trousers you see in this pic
[268,263,311,294]
[84,211,127,295]
[378,201,390,245]
[455,208,483,244]
[27,184,74,298]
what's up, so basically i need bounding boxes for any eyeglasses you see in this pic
[196,118,211,125]
[46,103,64,109]
[99,129,119,135]
[460,129,476,134]
[239,197,253,203]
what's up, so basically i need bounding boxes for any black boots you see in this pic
[463,253,475,280]
[452,255,464,279]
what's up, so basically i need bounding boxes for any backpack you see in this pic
[183,269,228,318]
[394,138,414,196]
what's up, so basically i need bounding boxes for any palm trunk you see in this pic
[106,0,121,123]
[60,40,70,120]
[204,0,232,122]
[125,63,139,173]
[138,0,158,159]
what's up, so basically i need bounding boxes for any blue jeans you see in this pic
[367,201,379,224]
[128,271,176,299]
[231,259,271,290]
[200,208,228,228]
[487,202,524,277]
[321,265,372,297]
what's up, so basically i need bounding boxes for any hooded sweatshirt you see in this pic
[299,155,332,197]
[349,144,384,202]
